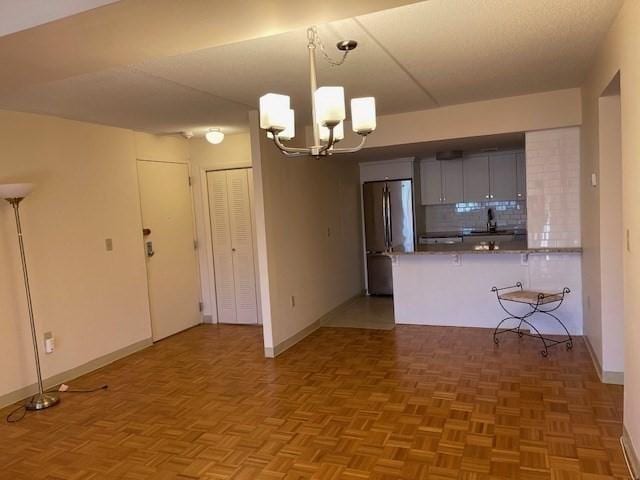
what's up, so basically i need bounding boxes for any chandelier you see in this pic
[258,27,377,157]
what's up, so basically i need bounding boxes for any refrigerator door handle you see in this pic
[382,187,388,250]
[386,189,393,251]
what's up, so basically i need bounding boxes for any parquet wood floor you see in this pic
[0,324,628,480]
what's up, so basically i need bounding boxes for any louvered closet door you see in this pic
[207,171,237,324]
[207,169,258,325]
[226,169,258,324]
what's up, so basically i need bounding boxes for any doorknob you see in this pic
[146,241,155,257]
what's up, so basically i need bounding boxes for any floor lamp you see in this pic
[0,183,60,410]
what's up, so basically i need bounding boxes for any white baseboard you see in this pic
[583,335,624,385]
[0,337,152,409]
[265,293,364,358]
[622,426,640,480]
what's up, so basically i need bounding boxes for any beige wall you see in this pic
[581,0,640,456]
[187,134,253,321]
[0,111,162,401]
[329,88,581,149]
[251,114,363,351]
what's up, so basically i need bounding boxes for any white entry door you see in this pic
[137,160,201,341]
[207,169,258,324]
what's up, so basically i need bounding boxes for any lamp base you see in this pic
[25,392,60,411]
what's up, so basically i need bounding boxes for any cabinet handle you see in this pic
[485,194,489,199]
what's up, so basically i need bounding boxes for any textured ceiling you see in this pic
[0,0,118,37]
[0,0,623,136]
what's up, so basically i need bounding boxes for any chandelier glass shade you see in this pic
[258,27,376,157]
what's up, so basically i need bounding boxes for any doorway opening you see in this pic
[595,71,624,380]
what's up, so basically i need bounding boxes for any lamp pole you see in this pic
[5,196,59,411]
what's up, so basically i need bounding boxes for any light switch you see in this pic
[105,238,113,251]
[591,173,598,187]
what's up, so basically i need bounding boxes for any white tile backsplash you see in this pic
[425,200,527,232]
[525,127,581,248]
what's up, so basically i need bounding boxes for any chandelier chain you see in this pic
[309,26,348,67]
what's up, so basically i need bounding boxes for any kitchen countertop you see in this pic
[389,241,582,255]
[420,228,527,238]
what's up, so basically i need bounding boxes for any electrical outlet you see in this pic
[290,296,296,308]
[44,332,55,354]
[105,238,113,251]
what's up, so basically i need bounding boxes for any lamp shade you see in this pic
[259,93,290,130]
[319,121,344,142]
[314,87,346,126]
[351,97,376,133]
[267,109,295,141]
[0,183,34,199]
[205,129,225,144]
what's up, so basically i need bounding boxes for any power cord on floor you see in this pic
[5,384,108,423]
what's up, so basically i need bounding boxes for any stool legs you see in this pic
[492,285,572,357]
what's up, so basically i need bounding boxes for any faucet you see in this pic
[487,208,497,232]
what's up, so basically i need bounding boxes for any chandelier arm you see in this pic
[317,126,335,155]
[282,151,308,157]
[326,135,368,154]
[272,135,312,154]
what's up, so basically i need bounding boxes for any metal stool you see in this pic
[491,282,573,357]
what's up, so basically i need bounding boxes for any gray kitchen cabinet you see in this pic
[420,160,443,205]
[463,155,490,202]
[441,159,464,204]
[489,152,517,201]
[420,159,464,205]
[516,152,526,199]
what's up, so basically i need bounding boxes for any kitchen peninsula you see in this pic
[386,127,584,336]
[389,247,583,336]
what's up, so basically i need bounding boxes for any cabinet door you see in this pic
[516,152,526,200]
[489,153,517,201]
[226,169,258,324]
[420,160,442,205]
[441,159,464,204]
[463,155,490,202]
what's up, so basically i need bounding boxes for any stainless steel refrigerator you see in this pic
[363,179,415,295]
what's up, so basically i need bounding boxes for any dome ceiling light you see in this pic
[205,129,225,144]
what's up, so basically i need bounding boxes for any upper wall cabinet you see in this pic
[420,159,464,205]
[516,152,526,199]
[442,160,464,204]
[489,152,517,201]
[463,155,490,202]
[421,150,525,205]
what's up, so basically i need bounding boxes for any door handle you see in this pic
[382,188,388,249]
[145,241,155,257]
[385,190,393,249]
